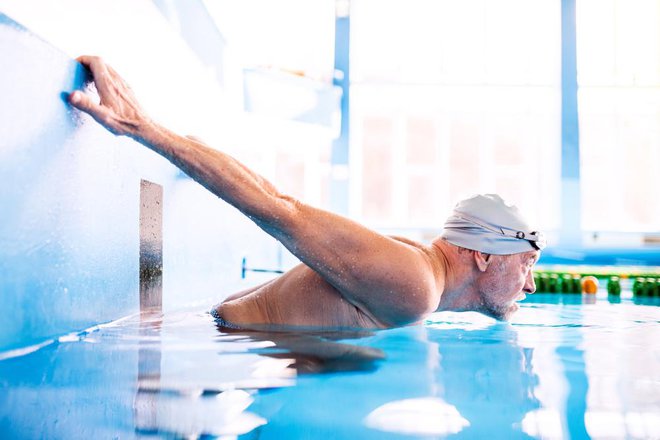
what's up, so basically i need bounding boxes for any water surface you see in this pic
[1,294,659,439]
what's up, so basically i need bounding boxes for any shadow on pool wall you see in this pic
[0,13,279,353]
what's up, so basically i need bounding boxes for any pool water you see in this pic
[1,295,659,439]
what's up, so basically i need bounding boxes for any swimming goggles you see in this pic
[455,213,547,251]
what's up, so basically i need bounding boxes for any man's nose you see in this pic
[523,271,536,294]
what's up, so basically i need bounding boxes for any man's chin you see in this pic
[482,302,519,321]
[502,302,520,320]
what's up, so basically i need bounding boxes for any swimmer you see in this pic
[69,56,545,330]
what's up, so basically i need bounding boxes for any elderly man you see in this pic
[69,56,544,330]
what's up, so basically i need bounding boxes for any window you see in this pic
[350,0,562,231]
[577,0,660,232]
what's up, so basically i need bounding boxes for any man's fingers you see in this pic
[75,55,99,81]
[69,90,107,122]
[70,55,143,137]
[76,55,103,72]
[76,55,117,99]
[75,55,92,66]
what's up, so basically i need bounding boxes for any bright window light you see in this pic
[577,0,660,233]
[350,0,561,233]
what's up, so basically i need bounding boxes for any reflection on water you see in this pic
[365,397,470,436]
[129,313,387,437]
[133,312,162,435]
[360,317,540,439]
[1,298,659,439]
[221,327,385,375]
[131,313,266,437]
[365,318,539,438]
[432,324,540,439]
[556,315,590,440]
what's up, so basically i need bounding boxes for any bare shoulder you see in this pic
[388,235,426,247]
[391,234,448,289]
[389,235,444,266]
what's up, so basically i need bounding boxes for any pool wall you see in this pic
[0,12,285,352]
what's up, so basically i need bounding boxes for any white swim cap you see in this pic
[440,194,546,255]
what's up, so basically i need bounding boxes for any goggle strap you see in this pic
[454,213,542,243]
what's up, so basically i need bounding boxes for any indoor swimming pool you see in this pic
[1,290,659,439]
[4,3,660,439]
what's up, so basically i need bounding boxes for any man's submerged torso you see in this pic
[215,263,388,329]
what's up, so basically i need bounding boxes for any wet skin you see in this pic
[217,237,436,329]
[69,56,539,330]
[216,246,539,329]
[473,250,539,321]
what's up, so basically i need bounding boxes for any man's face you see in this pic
[476,250,539,320]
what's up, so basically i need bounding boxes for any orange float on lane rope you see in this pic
[581,276,599,294]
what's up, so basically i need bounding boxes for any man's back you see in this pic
[217,237,443,329]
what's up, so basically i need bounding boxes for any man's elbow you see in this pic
[252,192,300,232]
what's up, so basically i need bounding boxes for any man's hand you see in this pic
[68,55,151,139]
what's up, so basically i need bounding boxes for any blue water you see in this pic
[1,294,659,439]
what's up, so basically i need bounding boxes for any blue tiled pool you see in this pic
[1,294,659,439]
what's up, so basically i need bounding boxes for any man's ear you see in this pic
[474,251,492,272]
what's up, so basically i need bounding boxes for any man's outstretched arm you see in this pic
[69,56,441,326]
